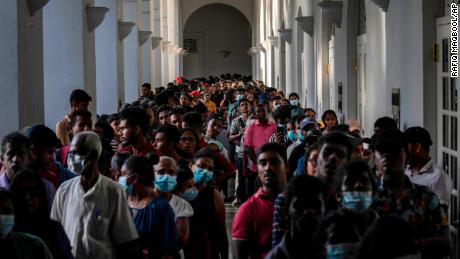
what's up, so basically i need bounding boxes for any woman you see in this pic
[10,170,74,259]
[177,128,199,164]
[321,110,339,133]
[185,149,228,259]
[174,166,198,203]
[119,156,178,259]
[300,145,319,176]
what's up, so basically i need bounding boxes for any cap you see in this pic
[370,129,407,153]
[25,124,61,148]
[190,90,200,97]
[300,117,318,131]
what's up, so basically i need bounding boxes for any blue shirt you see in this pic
[130,196,178,258]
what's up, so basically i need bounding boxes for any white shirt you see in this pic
[50,174,139,259]
[169,194,194,221]
[405,159,453,206]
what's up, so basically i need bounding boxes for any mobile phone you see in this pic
[277,125,286,134]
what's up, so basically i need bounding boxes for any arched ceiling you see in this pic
[182,0,253,29]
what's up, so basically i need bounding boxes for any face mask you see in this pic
[274,104,280,110]
[341,191,373,213]
[67,154,87,175]
[287,130,298,142]
[180,187,199,201]
[155,174,177,192]
[194,167,213,184]
[290,99,299,106]
[326,242,360,259]
[236,94,244,101]
[298,131,305,142]
[118,176,133,196]
[0,215,15,237]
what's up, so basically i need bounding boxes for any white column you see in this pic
[95,0,120,114]
[141,1,151,84]
[151,0,162,87]
[365,0,387,133]
[43,0,90,127]
[123,0,139,103]
[18,0,46,130]
[0,0,20,136]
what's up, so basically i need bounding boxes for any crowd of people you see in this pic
[0,73,454,259]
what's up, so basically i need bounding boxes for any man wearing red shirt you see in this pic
[232,143,288,259]
[243,104,276,197]
[118,107,157,159]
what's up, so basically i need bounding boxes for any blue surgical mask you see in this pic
[118,176,133,196]
[326,242,360,259]
[0,215,15,237]
[194,167,213,184]
[274,104,280,110]
[155,174,177,192]
[287,130,298,142]
[180,187,199,201]
[236,94,244,101]
[341,191,373,213]
[297,131,305,142]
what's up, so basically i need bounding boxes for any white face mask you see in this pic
[290,99,299,106]
[67,153,87,174]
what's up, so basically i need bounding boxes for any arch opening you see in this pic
[183,4,252,79]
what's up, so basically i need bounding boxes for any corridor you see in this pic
[0,0,459,258]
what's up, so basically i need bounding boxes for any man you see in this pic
[404,127,453,212]
[314,132,353,210]
[370,129,451,259]
[157,105,171,125]
[270,96,282,112]
[0,189,54,259]
[243,104,277,197]
[51,132,140,259]
[373,116,398,135]
[140,83,154,100]
[57,110,92,167]
[0,132,31,185]
[268,105,292,146]
[153,124,184,165]
[26,125,70,188]
[179,93,194,113]
[266,176,326,259]
[56,89,92,145]
[119,107,156,157]
[232,143,288,259]
[170,107,185,129]
[0,131,56,207]
[154,156,193,247]
[229,98,251,203]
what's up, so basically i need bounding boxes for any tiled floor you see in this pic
[225,203,238,259]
